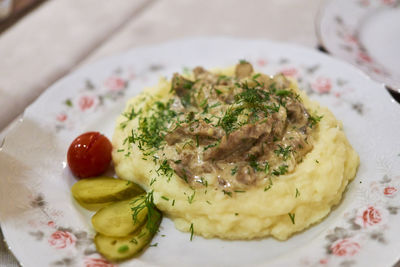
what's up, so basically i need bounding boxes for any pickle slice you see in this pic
[74,199,113,211]
[71,177,144,205]
[94,210,162,262]
[92,195,147,237]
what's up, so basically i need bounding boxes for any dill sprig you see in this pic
[288,213,296,224]
[274,145,292,161]
[189,223,194,241]
[131,191,161,235]
[129,100,177,151]
[272,164,289,176]
[156,159,174,179]
[308,114,323,128]
[234,83,270,105]
[217,106,244,134]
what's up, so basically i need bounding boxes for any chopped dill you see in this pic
[196,177,208,187]
[231,166,238,175]
[234,190,245,193]
[189,223,194,241]
[217,106,244,134]
[131,191,160,235]
[248,154,260,171]
[275,89,292,97]
[187,191,196,204]
[288,213,296,224]
[204,142,218,151]
[234,85,270,105]
[161,196,169,201]
[264,161,270,174]
[209,102,221,109]
[308,114,323,128]
[264,177,273,192]
[272,164,288,176]
[295,188,300,198]
[223,190,232,197]
[156,159,174,179]
[123,107,140,120]
[129,99,177,151]
[274,145,292,160]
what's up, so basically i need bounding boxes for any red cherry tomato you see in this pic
[67,132,112,178]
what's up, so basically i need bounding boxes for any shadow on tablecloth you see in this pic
[0,227,19,267]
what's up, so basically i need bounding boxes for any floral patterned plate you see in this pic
[316,0,400,93]
[1,37,400,267]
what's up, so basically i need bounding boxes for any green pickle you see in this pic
[92,195,148,237]
[94,209,162,262]
[71,177,144,206]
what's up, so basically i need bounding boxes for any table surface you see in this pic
[0,0,399,266]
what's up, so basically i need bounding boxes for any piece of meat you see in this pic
[235,62,254,79]
[171,73,194,106]
[204,121,272,161]
[236,165,257,185]
[170,160,193,183]
[271,105,288,137]
[193,66,220,84]
[285,98,310,126]
[170,151,214,185]
[169,152,195,183]
[165,121,224,145]
[272,74,291,90]
[254,74,273,89]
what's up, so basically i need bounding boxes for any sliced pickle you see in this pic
[74,199,113,211]
[71,177,144,205]
[94,210,162,262]
[92,195,147,237]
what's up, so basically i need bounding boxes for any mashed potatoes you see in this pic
[112,63,359,240]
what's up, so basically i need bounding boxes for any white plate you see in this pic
[316,0,400,93]
[1,37,400,267]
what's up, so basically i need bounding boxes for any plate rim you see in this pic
[314,0,400,94]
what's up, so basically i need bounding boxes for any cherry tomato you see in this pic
[67,132,112,178]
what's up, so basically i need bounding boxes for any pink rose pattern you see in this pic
[311,77,332,94]
[56,113,67,122]
[57,73,130,132]
[330,238,361,256]
[334,3,393,79]
[355,206,383,228]
[384,186,397,196]
[78,95,96,111]
[48,230,76,249]
[279,67,298,78]
[105,76,126,91]
[84,257,116,267]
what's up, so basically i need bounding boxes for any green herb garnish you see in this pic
[288,213,296,224]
